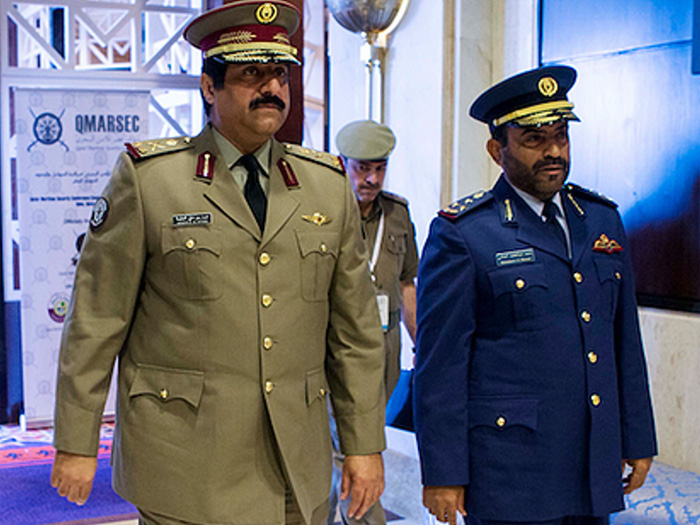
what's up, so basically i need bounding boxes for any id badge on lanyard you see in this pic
[369,212,389,332]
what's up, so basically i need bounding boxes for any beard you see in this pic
[502,153,570,201]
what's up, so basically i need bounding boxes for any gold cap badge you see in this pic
[256,3,278,24]
[538,76,559,97]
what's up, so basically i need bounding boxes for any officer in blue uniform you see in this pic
[413,65,657,525]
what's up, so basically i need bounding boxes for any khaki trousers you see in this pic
[138,489,329,525]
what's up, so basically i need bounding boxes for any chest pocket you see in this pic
[385,233,407,255]
[296,230,340,302]
[593,256,623,322]
[487,263,551,332]
[161,225,222,301]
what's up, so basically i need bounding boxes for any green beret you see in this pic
[336,120,396,160]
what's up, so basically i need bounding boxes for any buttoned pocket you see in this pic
[161,225,221,301]
[487,263,551,331]
[468,397,538,431]
[468,397,540,490]
[127,363,205,447]
[129,363,205,408]
[593,256,623,322]
[296,230,340,302]
[305,367,330,406]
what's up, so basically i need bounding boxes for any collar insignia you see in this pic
[593,234,623,254]
[302,212,332,226]
[277,158,299,188]
[196,151,215,182]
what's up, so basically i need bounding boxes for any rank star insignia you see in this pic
[302,212,332,226]
[593,233,623,254]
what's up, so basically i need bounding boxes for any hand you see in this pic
[340,453,385,519]
[423,485,466,525]
[50,450,98,505]
[621,457,653,494]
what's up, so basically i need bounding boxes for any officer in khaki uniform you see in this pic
[49,2,386,524]
[327,121,419,525]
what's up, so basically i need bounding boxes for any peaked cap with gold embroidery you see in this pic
[184,1,301,65]
[470,65,580,129]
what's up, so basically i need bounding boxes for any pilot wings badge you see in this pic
[302,212,332,226]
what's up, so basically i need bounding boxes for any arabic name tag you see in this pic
[376,292,390,332]
[495,248,536,267]
[173,213,212,227]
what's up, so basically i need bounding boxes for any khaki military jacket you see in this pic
[362,192,418,397]
[53,125,386,525]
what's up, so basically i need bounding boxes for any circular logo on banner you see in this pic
[256,3,278,24]
[48,293,70,323]
[90,197,110,232]
[33,112,63,145]
[28,108,69,152]
[538,77,559,97]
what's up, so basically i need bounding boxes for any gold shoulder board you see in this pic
[283,143,345,174]
[564,183,618,208]
[126,136,194,161]
[438,190,492,220]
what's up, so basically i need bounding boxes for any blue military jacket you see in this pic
[414,175,657,521]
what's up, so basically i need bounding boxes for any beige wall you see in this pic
[641,309,700,472]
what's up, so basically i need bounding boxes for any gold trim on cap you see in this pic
[493,100,575,127]
[205,41,298,59]
[256,3,278,24]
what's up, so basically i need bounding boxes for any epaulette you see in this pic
[283,143,345,174]
[564,183,618,208]
[438,190,493,220]
[380,190,408,207]
[125,136,193,161]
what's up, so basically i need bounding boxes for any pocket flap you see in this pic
[295,231,339,258]
[487,263,547,298]
[129,364,205,409]
[305,368,329,406]
[162,225,221,256]
[468,398,538,431]
[593,257,623,284]
[386,233,407,255]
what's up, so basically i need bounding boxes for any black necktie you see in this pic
[542,199,568,252]
[237,154,267,232]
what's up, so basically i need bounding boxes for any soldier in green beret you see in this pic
[328,120,419,525]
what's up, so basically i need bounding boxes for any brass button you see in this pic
[259,252,271,266]
[185,239,196,250]
[159,388,169,400]
[263,336,273,350]
[587,351,598,364]
[319,388,326,396]
[261,294,273,307]
[581,310,591,323]
[265,381,274,394]
[496,416,506,428]
[320,243,327,253]
[591,394,601,407]
[573,272,583,283]
[615,271,621,280]
[515,279,526,290]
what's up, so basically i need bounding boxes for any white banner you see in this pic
[14,89,149,426]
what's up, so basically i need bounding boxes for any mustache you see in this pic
[533,158,568,170]
[249,95,286,111]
